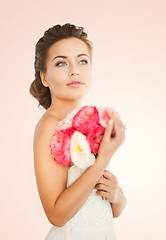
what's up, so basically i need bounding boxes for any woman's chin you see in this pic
[68,88,89,98]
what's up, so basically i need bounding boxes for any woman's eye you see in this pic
[80,59,88,64]
[56,61,66,66]
[56,59,88,67]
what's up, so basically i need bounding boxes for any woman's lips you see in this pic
[67,83,85,87]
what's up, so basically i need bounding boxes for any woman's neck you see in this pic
[46,99,83,121]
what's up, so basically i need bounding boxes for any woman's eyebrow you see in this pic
[52,53,89,62]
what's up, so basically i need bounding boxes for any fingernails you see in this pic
[102,175,106,178]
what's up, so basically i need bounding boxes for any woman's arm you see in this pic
[95,170,127,218]
[52,160,108,226]
[33,116,111,227]
[111,191,127,218]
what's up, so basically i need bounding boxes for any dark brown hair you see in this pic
[29,23,93,110]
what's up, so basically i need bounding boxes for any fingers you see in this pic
[96,183,110,192]
[106,109,126,138]
[96,177,110,187]
[96,170,117,185]
[107,108,126,128]
[107,110,120,137]
[102,118,114,141]
[111,107,124,125]
[102,170,118,183]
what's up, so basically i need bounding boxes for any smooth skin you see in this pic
[40,37,92,120]
[33,37,126,227]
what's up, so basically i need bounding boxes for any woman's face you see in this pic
[40,37,92,103]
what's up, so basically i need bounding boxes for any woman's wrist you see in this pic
[93,155,112,173]
[111,193,127,218]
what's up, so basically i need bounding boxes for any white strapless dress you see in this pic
[45,164,116,240]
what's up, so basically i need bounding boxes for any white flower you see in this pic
[70,131,95,169]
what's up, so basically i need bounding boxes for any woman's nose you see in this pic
[69,71,80,76]
[68,65,80,76]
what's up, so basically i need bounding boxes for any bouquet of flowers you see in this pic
[50,105,121,168]
[50,105,121,200]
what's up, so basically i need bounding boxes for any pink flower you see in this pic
[98,106,120,138]
[50,128,75,167]
[98,107,110,127]
[86,124,105,155]
[56,107,82,131]
[72,106,99,134]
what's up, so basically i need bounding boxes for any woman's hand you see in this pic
[96,109,126,167]
[95,169,124,204]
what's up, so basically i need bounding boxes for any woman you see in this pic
[29,23,126,240]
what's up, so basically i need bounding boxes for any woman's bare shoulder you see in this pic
[35,111,59,134]
[33,111,74,168]
[33,111,59,148]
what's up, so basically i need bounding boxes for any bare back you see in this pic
[33,112,69,224]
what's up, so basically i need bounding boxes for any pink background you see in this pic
[1,0,166,239]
